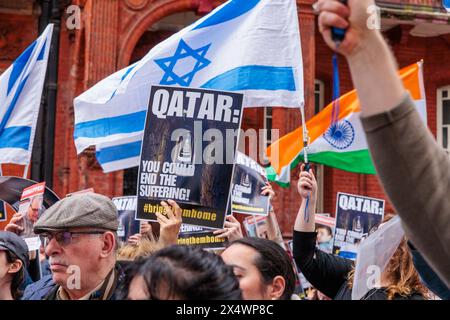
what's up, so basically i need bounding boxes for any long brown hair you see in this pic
[347,214,429,300]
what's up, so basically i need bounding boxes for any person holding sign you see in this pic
[316,0,450,287]
[293,165,428,300]
[156,200,183,247]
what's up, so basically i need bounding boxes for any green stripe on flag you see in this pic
[267,149,376,188]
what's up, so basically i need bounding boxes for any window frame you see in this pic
[437,85,450,154]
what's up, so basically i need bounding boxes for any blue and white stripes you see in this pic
[74,0,303,172]
[0,24,53,165]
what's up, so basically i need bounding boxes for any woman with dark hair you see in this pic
[125,245,242,300]
[221,237,296,300]
[0,231,29,300]
[293,166,429,300]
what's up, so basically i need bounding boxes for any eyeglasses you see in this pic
[40,230,105,247]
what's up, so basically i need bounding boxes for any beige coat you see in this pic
[361,94,450,288]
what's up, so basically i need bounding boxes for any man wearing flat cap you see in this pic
[8,193,126,300]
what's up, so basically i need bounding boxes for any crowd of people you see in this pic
[0,0,449,300]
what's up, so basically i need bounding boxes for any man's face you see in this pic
[27,197,41,222]
[44,228,105,289]
[316,227,332,243]
[221,244,270,300]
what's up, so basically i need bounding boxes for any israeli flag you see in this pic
[74,0,303,173]
[0,24,53,165]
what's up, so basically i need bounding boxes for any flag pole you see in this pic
[23,164,30,179]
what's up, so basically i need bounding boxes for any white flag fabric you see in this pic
[74,0,303,172]
[0,24,53,165]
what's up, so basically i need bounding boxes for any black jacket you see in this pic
[293,231,424,300]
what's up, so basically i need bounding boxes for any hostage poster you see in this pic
[112,196,141,246]
[228,152,270,216]
[333,192,385,260]
[19,182,46,251]
[137,86,243,229]
[315,214,336,254]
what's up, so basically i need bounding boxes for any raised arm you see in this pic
[317,0,450,286]
[293,165,352,298]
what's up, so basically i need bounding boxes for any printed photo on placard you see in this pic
[18,182,46,251]
[315,214,336,254]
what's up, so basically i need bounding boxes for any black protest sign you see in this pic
[333,192,385,260]
[0,199,5,222]
[136,86,243,229]
[177,224,227,250]
[112,196,141,245]
[229,152,269,216]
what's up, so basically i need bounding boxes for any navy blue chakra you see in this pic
[323,120,355,150]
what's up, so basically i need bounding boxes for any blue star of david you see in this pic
[154,39,212,87]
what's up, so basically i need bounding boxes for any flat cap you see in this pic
[0,231,29,267]
[34,193,119,234]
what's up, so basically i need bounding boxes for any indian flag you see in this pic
[266,62,426,187]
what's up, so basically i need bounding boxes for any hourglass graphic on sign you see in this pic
[239,172,252,194]
[173,132,195,177]
[352,215,363,233]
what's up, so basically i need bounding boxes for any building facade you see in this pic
[0,0,449,235]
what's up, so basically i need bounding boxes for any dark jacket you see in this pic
[293,231,424,300]
[408,242,450,300]
[22,262,127,300]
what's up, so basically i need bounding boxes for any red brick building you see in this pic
[1,0,449,235]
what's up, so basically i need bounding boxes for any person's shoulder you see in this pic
[22,275,55,300]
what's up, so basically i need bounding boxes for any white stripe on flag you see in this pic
[0,24,53,165]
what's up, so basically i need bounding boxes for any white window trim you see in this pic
[314,79,325,212]
[437,86,450,154]
[264,107,273,148]
[314,79,325,114]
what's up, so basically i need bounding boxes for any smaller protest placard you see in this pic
[229,152,270,216]
[177,224,227,251]
[287,239,312,291]
[243,215,269,239]
[333,192,385,260]
[0,167,5,222]
[0,200,5,222]
[19,182,46,251]
[112,196,141,246]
